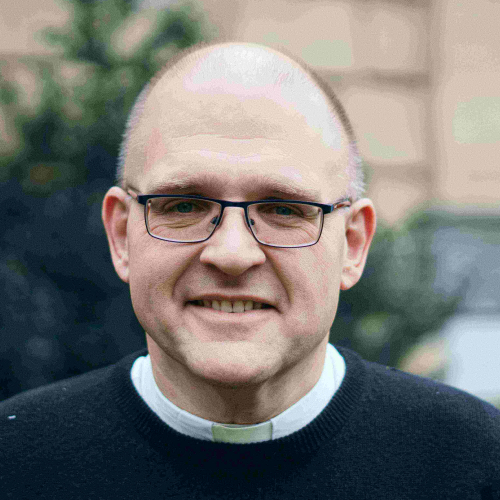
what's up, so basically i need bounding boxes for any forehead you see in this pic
[142,133,347,200]
[143,166,324,201]
[131,67,349,199]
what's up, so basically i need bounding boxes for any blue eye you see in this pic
[275,206,293,216]
[176,202,194,213]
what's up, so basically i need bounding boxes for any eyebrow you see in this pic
[143,172,323,201]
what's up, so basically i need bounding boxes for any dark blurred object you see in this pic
[0,0,204,400]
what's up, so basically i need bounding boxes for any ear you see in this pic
[102,186,130,283]
[340,198,376,290]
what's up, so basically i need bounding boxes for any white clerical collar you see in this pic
[131,343,345,443]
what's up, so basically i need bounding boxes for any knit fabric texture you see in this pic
[1,346,499,499]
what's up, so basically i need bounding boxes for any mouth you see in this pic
[187,299,273,313]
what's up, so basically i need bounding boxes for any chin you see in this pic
[182,340,280,388]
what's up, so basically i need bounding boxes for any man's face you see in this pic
[122,79,353,388]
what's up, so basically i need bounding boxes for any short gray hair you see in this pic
[116,82,151,189]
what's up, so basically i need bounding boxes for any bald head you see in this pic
[117,42,364,199]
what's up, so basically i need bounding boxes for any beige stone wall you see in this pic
[1,0,499,223]
[0,0,69,55]
[432,0,500,207]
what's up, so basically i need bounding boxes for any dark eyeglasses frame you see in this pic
[126,188,351,248]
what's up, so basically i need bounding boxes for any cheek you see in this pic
[305,234,344,291]
[294,235,344,326]
[127,235,193,311]
[279,246,340,319]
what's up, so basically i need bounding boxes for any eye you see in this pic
[260,203,304,217]
[149,198,211,216]
[275,206,292,216]
[175,201,195,213]
[162,199,207,213]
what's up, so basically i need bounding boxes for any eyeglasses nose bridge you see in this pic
[211,204,254,237]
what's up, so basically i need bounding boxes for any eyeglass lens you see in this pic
[146,198,323,246]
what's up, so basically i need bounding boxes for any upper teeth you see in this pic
[196,300,264,312]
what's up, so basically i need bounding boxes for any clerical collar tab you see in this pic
[212,421,273,444]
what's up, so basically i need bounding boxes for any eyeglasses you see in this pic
[126,188,351,248]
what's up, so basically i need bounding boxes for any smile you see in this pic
[187,299,272,313]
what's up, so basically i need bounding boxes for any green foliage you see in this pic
[0,0,204,400]
[1,0,204,187]
[0,80,17,106]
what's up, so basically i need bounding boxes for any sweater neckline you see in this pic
[111,345,366,457]
[130,343,346,443]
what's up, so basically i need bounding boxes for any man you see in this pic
[1,42,499,499]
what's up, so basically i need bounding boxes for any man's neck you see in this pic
[147,337,328,425]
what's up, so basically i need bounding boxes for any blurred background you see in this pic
[0,0,499,406]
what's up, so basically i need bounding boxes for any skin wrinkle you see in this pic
[102,42,376,425]
[138,133,348,203]
[140,171,327,202]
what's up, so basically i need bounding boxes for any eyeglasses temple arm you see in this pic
[323,199,351,214]
[125,187,140,201]
[334,200,352,210]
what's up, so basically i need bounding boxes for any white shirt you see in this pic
[131,343,345,443]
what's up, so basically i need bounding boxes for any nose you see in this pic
[199,207,266,276]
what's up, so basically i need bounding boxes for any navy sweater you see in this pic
[1,347,499,499]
